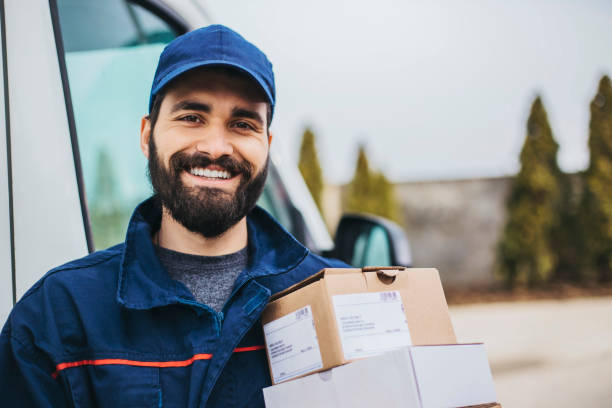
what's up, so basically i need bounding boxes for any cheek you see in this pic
[238,139,269,169]
[152,134,191,165]
[157,139,188,155]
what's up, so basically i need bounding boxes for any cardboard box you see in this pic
[263,343,499,408]
[262,267,456,384]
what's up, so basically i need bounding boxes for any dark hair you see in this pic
[147,67,272,132]
[148,90,166,130]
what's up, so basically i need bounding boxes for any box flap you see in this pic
[269,268,359,301]
[322,266,406,295]
[271,267,406,301]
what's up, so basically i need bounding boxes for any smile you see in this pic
[188,167,232,180]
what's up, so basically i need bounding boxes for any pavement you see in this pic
[449,296,612,408]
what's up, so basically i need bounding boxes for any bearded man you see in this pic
[0,25,346,407]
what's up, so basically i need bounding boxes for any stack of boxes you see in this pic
[261,267,500,408]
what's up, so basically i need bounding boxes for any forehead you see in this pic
[162,67,268,106]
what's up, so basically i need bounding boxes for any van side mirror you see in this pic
[332,214,412,268]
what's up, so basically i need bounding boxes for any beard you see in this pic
[147,134,269,238]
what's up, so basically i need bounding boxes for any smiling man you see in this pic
[145,67,271,256]
[0,25,346,407]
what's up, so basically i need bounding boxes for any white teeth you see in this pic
[189,167,231,179]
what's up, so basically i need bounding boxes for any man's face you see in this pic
[141,68,272,238]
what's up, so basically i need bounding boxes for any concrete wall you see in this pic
[323,176,512,289]
[396,177,511,289]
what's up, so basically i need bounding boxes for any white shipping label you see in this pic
[332,291,412,360]
[263,305,323,383]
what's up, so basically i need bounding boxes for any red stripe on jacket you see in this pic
[51,345,265,379]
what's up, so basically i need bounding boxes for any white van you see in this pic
[0,0,411,322]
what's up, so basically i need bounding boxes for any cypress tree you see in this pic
[581,75,612,282]
[298,127,324,212]
[371,172,402,224]
[345,145,402,223]
[551,170,582,282]
[345,145,373,213]
[497,96,563,287]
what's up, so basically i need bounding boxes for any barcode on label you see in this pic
[295,306,310,320]
[379,291,398,302]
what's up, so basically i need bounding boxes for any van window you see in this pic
[56,0,179,249]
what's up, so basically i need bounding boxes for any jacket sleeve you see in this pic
[0,322,68,407]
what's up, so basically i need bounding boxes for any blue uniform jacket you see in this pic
[0,198,347,407]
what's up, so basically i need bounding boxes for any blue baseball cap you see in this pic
[149,25,275,120]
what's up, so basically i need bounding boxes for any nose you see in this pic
[194,127,234,158]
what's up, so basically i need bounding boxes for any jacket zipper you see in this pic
[176,298,223,336]
[199,286,270,408]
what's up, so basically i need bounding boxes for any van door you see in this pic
[1,0,90,322]
[0,1,12,323]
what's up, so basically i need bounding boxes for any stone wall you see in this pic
[322,176,512,289]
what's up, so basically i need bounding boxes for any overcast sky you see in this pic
[205,0,612,183]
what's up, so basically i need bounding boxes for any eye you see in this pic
[233,121,255,131]
[179,114,201,123]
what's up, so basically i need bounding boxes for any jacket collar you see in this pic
[116,197,308,310]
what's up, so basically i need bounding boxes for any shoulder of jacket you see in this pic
[302,252,351,269]
[17,244,124,303]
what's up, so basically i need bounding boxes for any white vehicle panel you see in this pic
[0,12,14,324]
[270,141,334,251]
[5,0,88,300]
[163,0,211,28]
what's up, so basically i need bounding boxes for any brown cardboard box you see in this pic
[261,267,456,384]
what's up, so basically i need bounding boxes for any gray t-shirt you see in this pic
[154,245,248,313]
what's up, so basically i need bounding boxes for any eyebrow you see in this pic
[231,107,264,126]
[170,100,211,114]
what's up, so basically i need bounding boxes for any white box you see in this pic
[263,343,498,408]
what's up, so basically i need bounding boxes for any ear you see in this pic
[267,131,274,146]
[140,115,152,159]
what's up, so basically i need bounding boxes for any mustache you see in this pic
[169,152,253,178]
